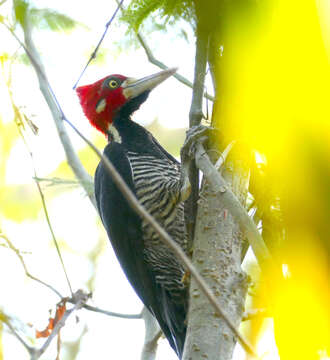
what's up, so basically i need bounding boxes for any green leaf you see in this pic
[30,8,78,32]
[13,0,29,27]
[14,52,30,65]
[121,0,195,31]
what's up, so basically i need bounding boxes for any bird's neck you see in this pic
[107,114,177,162]
[107,121,123,144]
[107,115,152,153]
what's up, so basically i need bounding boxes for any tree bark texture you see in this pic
[183,145,250,360]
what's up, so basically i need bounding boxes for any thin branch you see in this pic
[72,0,124,89]
[33,176,84,188]
[4,61,74,297]
[1,21,97,208]
[214,141,235,170]
[34,168,74,296]
[9,95,74,296]
[137,32,214,101]
[62,117,258,358]
[115,0,214,102]
[22,20,96,208]
[0,230,63,299]
[242,308,270,322]
[1,314,35,356]
[1,229,141,320]
[185,27,208,250]
[80,303,142,319]
[195,142,272,267]
[34,291,89,359]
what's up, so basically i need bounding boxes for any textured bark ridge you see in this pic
[183,146,250,360]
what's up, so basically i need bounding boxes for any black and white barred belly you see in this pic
[127,151,187,295]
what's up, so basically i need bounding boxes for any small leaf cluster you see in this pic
[13,0,79,32]
[122,0,195,31]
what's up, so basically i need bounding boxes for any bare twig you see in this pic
[1,289,142,360]
[1,314,35,356]
[62,117,258,357]
[242,308,270,322]
[73,0,124,89]
[1,228,142,320]
[195,142,272,267]
[4,62,74,296]
[33,176,84,188]
[80,303,142,319]
[0,229,63,299]
[10,101,74,296]
[115,0,214,102]
[22,20,97,207]
[1,21,97,208]
[137,32,214,101]
[214,141,235,170]
[33,164,74,296]
[34,291,89,359]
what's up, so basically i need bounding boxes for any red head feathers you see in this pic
[76,68,177,136]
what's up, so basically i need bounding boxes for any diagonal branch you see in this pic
[0,229,63,299]
[242,308,270,321]
[136,31,214,101]
[10,96,74,295]
[1,229,143,320]
[21,20,96,207]
[73,0,124,89]
[2,20,97,208]
[1,313,36,356]
[80,303,142,319]
[33,290,89,360]
[195,142,272,268]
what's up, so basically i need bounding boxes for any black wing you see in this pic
[94,141,183,356]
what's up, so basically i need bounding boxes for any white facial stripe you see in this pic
[95,98,107,113]
[108,123,122,143]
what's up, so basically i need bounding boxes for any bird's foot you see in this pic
[179,125,213,202]
[180,125,212,163]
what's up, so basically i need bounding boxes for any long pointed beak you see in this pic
[122,67,177,100]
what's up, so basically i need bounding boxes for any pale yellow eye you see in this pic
[108,79,118,88]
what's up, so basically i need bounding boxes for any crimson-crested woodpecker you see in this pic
[76,68,191,358]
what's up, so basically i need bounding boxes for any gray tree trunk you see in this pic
[183,145,250,360]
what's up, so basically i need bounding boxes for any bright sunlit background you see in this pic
[1,0,329,359]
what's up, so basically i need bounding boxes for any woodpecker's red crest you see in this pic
[76,68,177,135]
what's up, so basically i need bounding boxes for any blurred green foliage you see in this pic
[12,0,80,32]
[122,0,195,31]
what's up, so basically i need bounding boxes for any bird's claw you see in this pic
[179,125,214,202]
[180,125,212,162]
